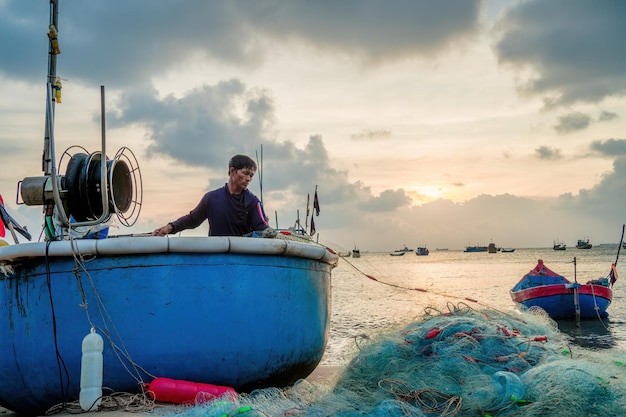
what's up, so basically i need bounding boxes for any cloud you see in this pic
[361,189,411,212]
[0,1,483,88]
[554,111,591,133]
[590,138,626,157]
[534,146,562,160]
[493,0,626,107]
[107,80,276,168]
[557,156,626,221]
[351,129,392,141]
[599,111,618,122]
[243,1,483,63]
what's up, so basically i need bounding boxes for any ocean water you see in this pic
[323,245,626,365]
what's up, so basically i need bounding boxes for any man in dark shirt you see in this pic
[152,155,271,237]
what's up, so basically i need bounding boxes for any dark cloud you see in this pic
[554,112,591,133]
[494,0,626,107]
[107,80,276,168]
[557,156,626,222]
[244,0,482,63]
[590,138,626,157]
[0,0,482,87]
[534,146,562,160]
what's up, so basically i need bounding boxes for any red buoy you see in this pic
[145,377,236,404]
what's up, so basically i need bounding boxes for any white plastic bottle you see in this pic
[79,327,104,411]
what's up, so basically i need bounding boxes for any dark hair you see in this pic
[229,154,257,172]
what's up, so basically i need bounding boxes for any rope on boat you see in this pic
[42,235,159,415]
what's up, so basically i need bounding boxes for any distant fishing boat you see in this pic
[488,242,498,253]
[415,246,429,256]
[352,245,361,258]
[553,240,567,251]
[464,245,487,253]
[576,238,592,249]
[394,245,411,253]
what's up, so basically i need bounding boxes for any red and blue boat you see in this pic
[510,258,616,320]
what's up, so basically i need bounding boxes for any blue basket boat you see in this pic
[0,236,337,414]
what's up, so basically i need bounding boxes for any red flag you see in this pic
[0,195,5,237]
[313,190,320,216]
[310,216,316,236]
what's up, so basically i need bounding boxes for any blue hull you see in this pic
[516,293,611,319]
[0,237,337,415]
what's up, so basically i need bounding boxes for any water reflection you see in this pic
[557,319,616,349]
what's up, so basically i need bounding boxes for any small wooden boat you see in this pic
[501,248,515,253]
[389,251,405,256]
[510,258,616,319]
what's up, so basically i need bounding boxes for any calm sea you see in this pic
[322,245,626,365]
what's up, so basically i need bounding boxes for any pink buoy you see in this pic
[145,377,236,404]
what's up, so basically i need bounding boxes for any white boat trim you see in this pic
[0,236,338,265]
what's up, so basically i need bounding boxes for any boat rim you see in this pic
[0,235,339,265]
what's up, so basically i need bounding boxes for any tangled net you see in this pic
[156,306,626,417]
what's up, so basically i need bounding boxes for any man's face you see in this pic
[231,167,256,191]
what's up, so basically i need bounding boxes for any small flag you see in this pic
[609,263,618,286]
[310,216,316,236]
[306,193,310,227]
[0,195,5,237]
[313,189,320,216]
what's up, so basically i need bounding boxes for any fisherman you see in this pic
[152,154,274,237]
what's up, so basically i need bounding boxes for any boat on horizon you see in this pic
[415,246,429,256]
[576,238,593,249]
[389,251,405,256]
[0,3,338,415]
[464,245,487,253]
[553,240,567,251]
[394,244,411,253]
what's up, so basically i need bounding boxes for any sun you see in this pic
[407,186,445,203]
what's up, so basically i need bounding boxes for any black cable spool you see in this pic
[63,152,132,221]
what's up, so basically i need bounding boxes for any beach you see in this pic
[3,246,626,416]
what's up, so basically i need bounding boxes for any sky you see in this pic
[1,0,626,252]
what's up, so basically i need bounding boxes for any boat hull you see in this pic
[510,284,612,319]
[0,236,336,415]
